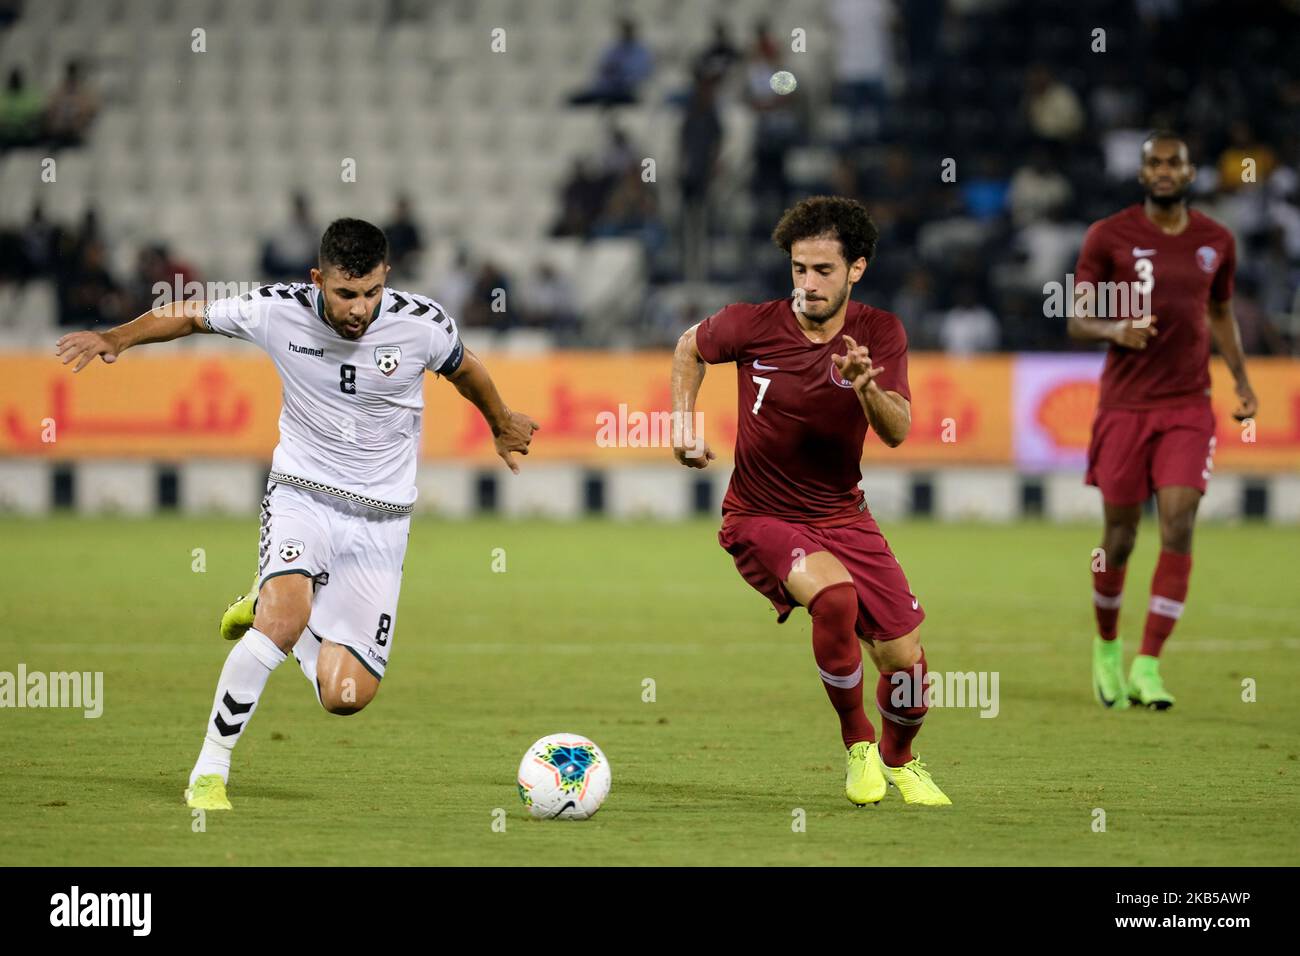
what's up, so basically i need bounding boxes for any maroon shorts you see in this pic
[718,512,925,641]
[1085,401,1217,506]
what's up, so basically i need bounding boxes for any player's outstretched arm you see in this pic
[55,300,209,372]
[670,323,716,468]
[444,347,539,473]
[1206,299,1259,421]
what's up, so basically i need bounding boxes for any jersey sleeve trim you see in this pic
[435,337,465,376]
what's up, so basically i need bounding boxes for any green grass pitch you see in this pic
[1,514,1297,866]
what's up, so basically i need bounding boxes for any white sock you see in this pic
[189,628,287,786]
[292,627,323,705]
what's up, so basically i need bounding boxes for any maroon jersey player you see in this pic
[1069,131,1258,710]
[670,196,950,807]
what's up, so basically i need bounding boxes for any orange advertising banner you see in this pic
[2,351,1296,471]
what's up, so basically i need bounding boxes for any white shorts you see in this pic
[256,480,410,679]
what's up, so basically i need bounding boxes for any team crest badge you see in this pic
[279,539,305,562]
[829,358,855,388]
[1196,246,1218,274]
[374,346,402,375]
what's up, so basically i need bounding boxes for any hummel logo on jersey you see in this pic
[1132,247,1156,258]
[279,539,305,562]
[753,360,779,371]
[374,346,402,375]
[288,341,324,357]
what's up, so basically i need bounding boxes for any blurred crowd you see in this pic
[2,0,1298,354]
[0,61,98,149]
[619,0,1300,354]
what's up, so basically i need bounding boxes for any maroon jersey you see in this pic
[695,297,911,522]
[1075,204,1235,409]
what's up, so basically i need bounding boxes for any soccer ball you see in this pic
[517,733,611,820]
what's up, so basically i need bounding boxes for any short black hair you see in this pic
[319,218,389,278]
[771,196,879,267]
[1143,129,1187,153]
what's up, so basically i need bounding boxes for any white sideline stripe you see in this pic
[818,662,862,689]
[1149,595,1185,619]
[1092,589,1124,609]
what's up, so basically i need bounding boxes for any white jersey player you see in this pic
[56,218,540,811]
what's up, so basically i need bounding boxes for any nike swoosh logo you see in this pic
[1095,681,1115,707]
[1132,247,1156,257]
[753,361,779,371]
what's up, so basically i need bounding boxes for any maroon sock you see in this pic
[1141,550,1192,657]
[1092,565,1127,641]
[808,582,875,748]
[876,650,928,767]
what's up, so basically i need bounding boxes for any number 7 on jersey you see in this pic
[752,375,771,415]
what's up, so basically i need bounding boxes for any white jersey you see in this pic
[203,282,463,511]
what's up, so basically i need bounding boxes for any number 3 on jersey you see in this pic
[751,375,771,415]
[1134,258,1154,297]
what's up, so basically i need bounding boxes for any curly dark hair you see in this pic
[771,195,879,267]
[319,218,389,277]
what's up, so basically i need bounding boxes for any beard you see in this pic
[323,303,371,339]
[1144,182,1190,207]
[798,282,849,323]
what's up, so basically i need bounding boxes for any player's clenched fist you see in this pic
[1110,316,1158,349]
[55,330,120,372]
[494,410,541,474]
[673,437,716,468]
[832,334,885,392]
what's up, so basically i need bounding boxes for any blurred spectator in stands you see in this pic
[1009,204,1087,291]
[58,240,124,328]
[1009,145,1073,226]
[744,22,803,222]
[899,0,944,84]
[0,203,55,283]
[678,73,723,281]
[384,195,424,278]
[551,125,637,240]
[1089,62,1142,130]
[829,155,863,201]
[939,285,999,355]
[569,18,653,106]
[1023,63,1084,142]
[128,243,201,317]
[829,0,895,133]
[1217,120,1276,192]
[960,154,1011,222]
[599,124,637,177]
[593,164,666,255]
[19,203,55,278]
[0,68,44,147]
[460,261,513,330]
[521,262,580,337]
[44,60,98,147]
[863,146,922,244]
[0,0,21,29]
[892,268,940,347]
[432,246,473,320]
[261,193,318,280]
[552,159,610,238]
[694,19,741,90]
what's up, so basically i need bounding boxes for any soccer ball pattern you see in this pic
[517,734,611,820]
